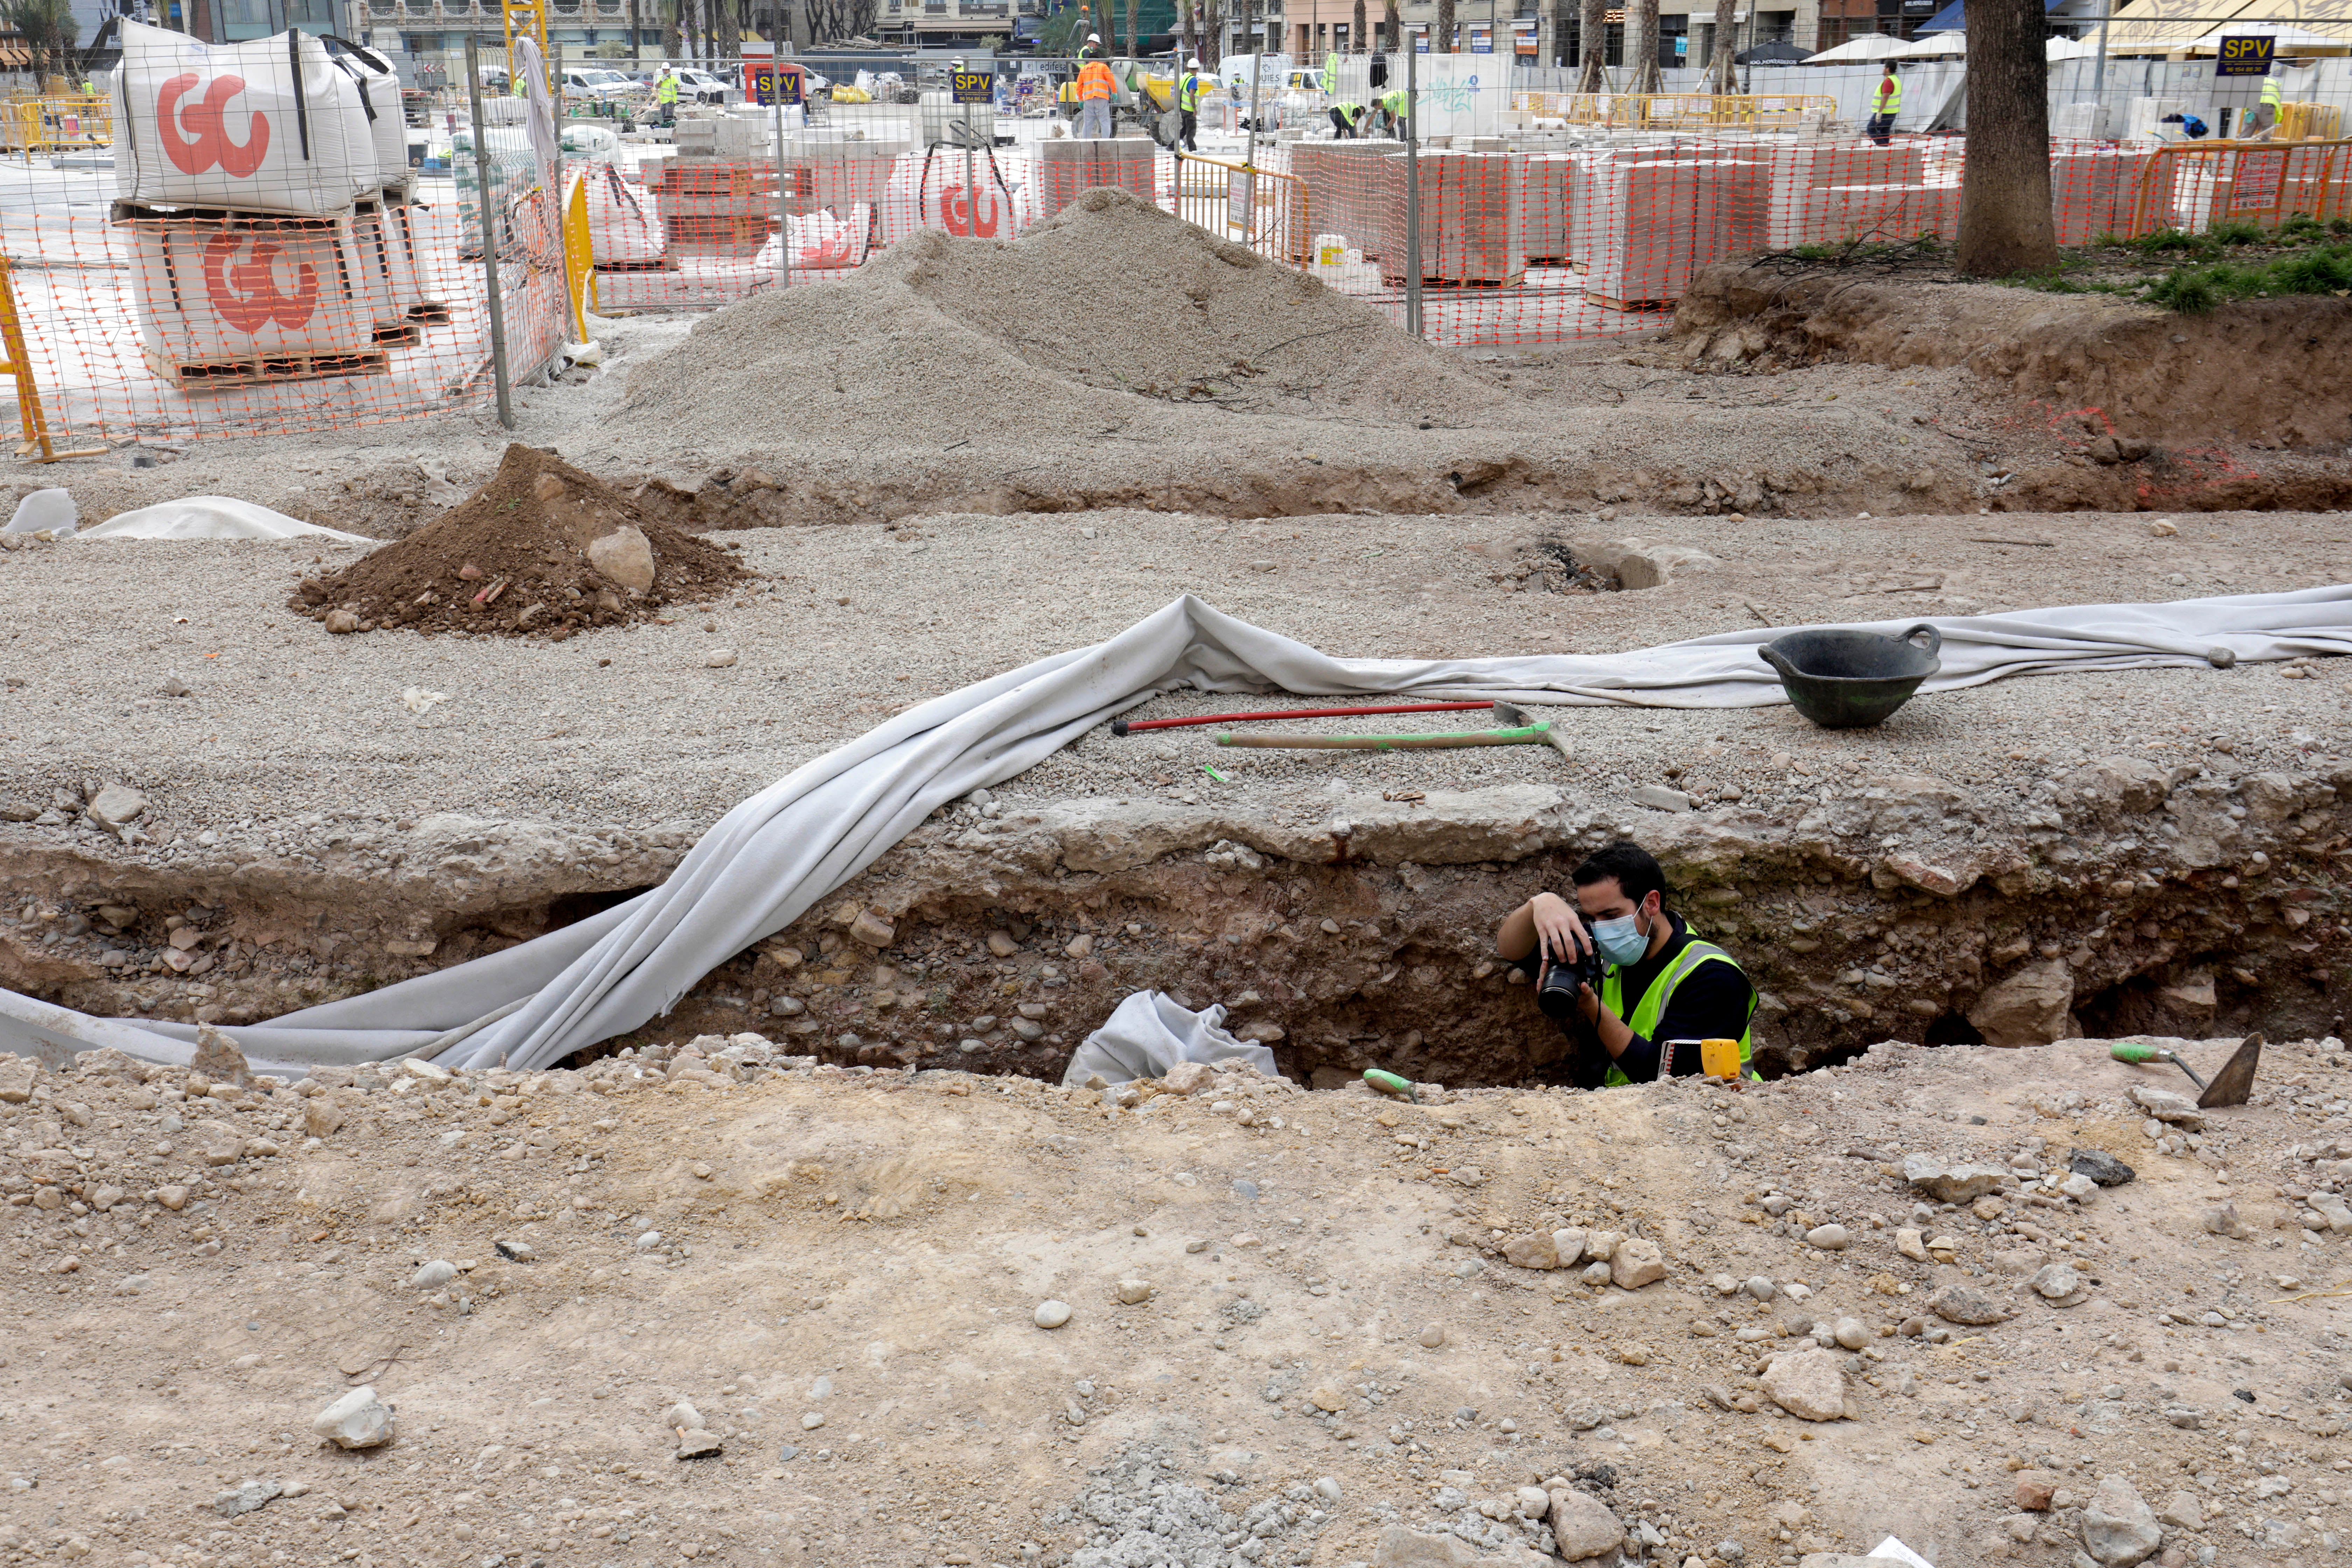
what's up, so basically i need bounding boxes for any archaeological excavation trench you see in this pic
[4,754,2344,1088]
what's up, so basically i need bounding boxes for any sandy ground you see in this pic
[8,1028,2352,1568]
[0,506,2344,852]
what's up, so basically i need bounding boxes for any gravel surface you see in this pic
[0,506,2344,858]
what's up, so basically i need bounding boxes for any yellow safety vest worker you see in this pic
[1338,101,1366,124]
[1178,71,1203,111]
[1597,936,1758,1087]
[1379,87,1408,121]
[2262,75,2282,109]
[656,72,679,104]
[1872,72,1902,115]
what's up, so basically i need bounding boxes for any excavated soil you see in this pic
[8,1025,2352,1568]
[1671,262,2352,505]
[289,446,751,640]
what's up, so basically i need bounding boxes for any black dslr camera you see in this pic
[1535,922,1605,1022]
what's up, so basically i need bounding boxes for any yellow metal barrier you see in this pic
[2124,137,2352,237]
[1,96,113,159]
[563,172,596,336]
[1511,91,1835,130]
[0,256,102,463]
[1172,151,1310,264]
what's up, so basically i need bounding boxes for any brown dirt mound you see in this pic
[291,444,750,640]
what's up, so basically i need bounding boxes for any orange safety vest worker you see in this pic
[1078,59,1116,100]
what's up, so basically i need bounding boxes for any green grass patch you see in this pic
[2144,240,2352,312]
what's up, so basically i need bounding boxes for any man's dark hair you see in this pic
[1570,841,1670,907]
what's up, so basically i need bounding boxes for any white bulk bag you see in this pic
[583,163,665,266]
[113,20,379,216]
[322,36,408,189]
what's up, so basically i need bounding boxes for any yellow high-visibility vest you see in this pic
[1597,937,1757,1087]
[1872,73,1902,114]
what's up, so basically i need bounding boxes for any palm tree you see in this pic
[4,0,75,78]
[1434,0,1451,50]
[1351,0,1364,49]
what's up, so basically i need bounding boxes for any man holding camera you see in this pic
[1495,841,1758,1088]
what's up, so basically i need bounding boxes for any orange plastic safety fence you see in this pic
[27,126,2352,451]
[2117,139,2352,239]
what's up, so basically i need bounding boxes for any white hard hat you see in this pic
[1186,55,1202,66]
[1087,31,1100,41]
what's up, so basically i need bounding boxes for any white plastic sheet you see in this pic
[0,587,2344,1077]
[71,497,376,543]
[3,489,76,535]
[1062,990,1280,1087]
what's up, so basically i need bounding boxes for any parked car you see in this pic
[560,66,635,100]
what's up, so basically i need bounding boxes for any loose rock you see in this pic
[312,1386,395,1450]
[2080,1476,2162,1567]
[1548,1489,1626,1561]
[1035,1299,1072,1329]
[1761,1348,1846,1421]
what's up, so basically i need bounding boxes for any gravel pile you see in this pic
[292,445,749,639]
[1050,1434,1338,1568]
[623,188,1507,454]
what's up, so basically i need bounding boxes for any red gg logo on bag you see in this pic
[157,73,272,177]
[200,234,318,333]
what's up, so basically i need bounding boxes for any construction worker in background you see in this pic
[1177,56,1206,151]
[1076,49,1116,139]
[1373,85,1409,137]
[654,64,679,125]
[1329,100,1367,138]
[2241,71,2283,138]
[1077,30,1105,59]
[1866,62,1900,146]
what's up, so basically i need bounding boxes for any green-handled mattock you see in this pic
[2110,1033,2263,1109]
[2109,1041,2208,1091]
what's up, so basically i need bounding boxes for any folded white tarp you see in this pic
[4,587,2346,1077]
[71,497,377,544]
[1062,990,1280,1087]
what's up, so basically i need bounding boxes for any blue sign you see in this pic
[2215,34,2274,75]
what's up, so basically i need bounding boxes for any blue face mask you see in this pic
[1591,907,1650,968]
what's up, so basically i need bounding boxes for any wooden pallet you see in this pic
[371,322,423,349]
[404,301,454,326]
[1587,292,1674,313]
[143,343,391,391]
[593,256,681,274]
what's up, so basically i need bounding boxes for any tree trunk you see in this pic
[1382,0,1398,54]
[1625,0,1659,90]
[663,0,681,62]
[631,0,643,66]
[715,0,740,66]
[1203,0,1222,66]
[1435,0,1453,50]
[1353,0,1366,50]
[1956,0,2056,274]
[1181,0,1196,62]
[1574,0,1603,89]
[1709,0,1735,89]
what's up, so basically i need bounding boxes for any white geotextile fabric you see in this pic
[1061,990,1280,1087]
[70,497,376,544]
[0,586,2345,1079]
